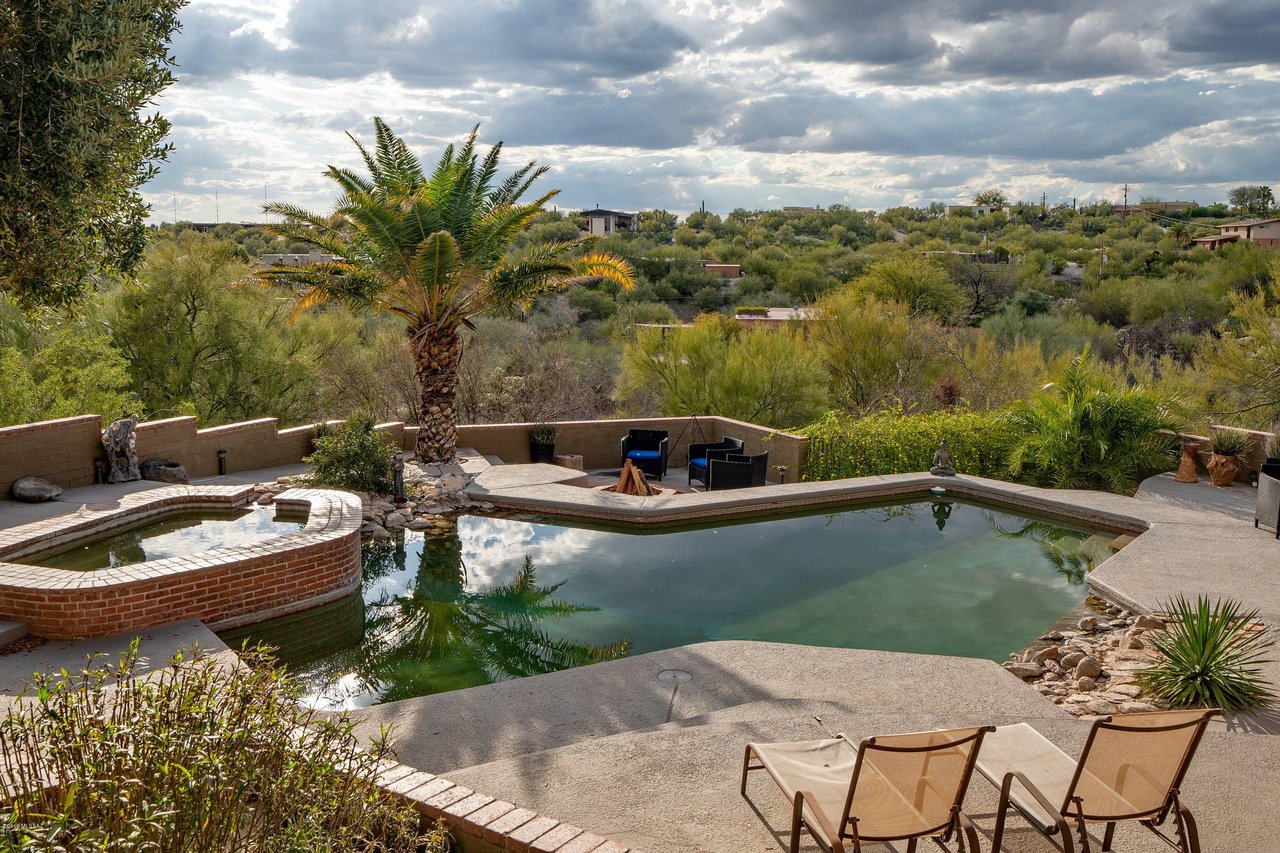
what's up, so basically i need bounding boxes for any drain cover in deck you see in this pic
[657,669,691,685]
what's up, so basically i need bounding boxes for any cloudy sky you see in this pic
[148,0,1280,223]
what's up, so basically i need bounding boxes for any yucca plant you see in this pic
[1139,595,1276,713]
[1208,428,1252,458]
[1262,426,1279,461]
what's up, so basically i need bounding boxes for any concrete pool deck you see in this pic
[3,464,1279,850]
[359,468,1280,851]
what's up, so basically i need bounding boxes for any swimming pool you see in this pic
[222,498,1116,709]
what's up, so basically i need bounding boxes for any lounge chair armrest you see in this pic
[792,788,845,852]
[1000,770,1071,834]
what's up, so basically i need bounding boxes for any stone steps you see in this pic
[0,619,27,646]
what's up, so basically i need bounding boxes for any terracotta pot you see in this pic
[1207,452,1239,487]
[1174,441,1199,483]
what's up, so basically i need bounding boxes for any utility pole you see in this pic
[215,189,220,225]
[172,193,177,225]
[1122,183,1130,218]
[1041,193,1047,215]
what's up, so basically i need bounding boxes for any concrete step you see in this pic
[0,620,27,646]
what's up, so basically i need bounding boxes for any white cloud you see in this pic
[145,0,1280,222]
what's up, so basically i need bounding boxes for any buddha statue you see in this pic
[930,439,956,476]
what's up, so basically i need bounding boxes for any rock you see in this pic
[1120,701,1160,713]
[1111,684,1142,698]
[1085,698,1119,715]
[101,415,141,483]
[1075,676,1097,692]
[383,511,408,529]
[1064,704,1090,716]
[1118,633,1145,650]
[437,472,470,493]
[1031,646,1059,663]
[370,498,396,513]
[1135,614,1164,630]
[417,502,447,515]
[1041,630,1063,641]
[1060,652,1085,671]
[406,518,432,531]
[1078,616,1098,632]
[1074,656,1103,679]
[360,521,390,540]
[1003,662,1044,679]
[11,476,61,502]
[139,458,189,484]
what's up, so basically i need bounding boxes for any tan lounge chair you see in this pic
[741,726,994,852]
[974,709,1219,853]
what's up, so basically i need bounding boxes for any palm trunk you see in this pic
[410,324,463,463]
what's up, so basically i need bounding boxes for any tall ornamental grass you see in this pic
[799,408,1014,481]
[0,643,447,852]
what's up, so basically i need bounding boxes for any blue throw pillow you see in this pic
[627,449,661,461]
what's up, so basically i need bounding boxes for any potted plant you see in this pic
[528,423,556,463]
[1265,429,1280,467]
[1206,428,1251,487]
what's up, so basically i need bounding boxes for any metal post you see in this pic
[217,449,227,476]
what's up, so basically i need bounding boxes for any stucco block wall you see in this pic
[0,416,105,496]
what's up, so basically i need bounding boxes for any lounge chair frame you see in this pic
[687,436,745,488]
[984,711,1218,853]
[741,727,993,853]
[619,429,669,481]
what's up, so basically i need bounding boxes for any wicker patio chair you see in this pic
[742,726,993,853]
[708,451,768,490]
[620,428,669,480]
[974,709,1219,853]
[687,436,744,488]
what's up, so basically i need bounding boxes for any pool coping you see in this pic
[0,485,363,638]
[466,467,1266,617]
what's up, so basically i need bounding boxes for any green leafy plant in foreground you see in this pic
[0,641,447,851]
[305,411,398,494]
[1139,595,1277,713]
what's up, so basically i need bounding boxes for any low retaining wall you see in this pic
[0,414,808,496]
[0,486,361,639]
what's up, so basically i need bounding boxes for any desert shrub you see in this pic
[1139,596,1276,713]
[305,412,397,494]
[0,642,447,851]
[799,408,1014,481]
[1003,350,1178,493]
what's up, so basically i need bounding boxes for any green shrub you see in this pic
[1208,428,1251,458]
[1003,350,1178,493]
[799,408,1015,481]
[1139,596,1276,713]
[305,412,397,494]
[0,642,447,851]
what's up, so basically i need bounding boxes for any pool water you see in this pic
[223,499,1115,709]
[28,505,309,571]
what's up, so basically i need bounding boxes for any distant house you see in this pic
[258,247,343,268]
[734,307,810,327]
[781,205,822,213]
[944,204,1002,217]
[1192,218,1280,250]
[1113,201,1196,217]
[699,261,741,279]
[582,208,636,236]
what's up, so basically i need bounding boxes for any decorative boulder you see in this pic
[12,476,62,502]
[102,415,141,483]
[140,458,189,484]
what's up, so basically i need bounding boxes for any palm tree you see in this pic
[257,119,635,462]
[1003,349,1178,493]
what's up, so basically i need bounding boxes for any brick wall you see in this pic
[0,415,104,497]
[0,487,362,640]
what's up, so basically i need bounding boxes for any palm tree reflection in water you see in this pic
[356,534,631,703]
[983,511,1114,585]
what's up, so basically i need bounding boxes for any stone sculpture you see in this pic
[929,439,956,476]
[102,415,141,483]
[140,458,189,484]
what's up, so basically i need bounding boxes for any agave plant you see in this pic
[1139,595,1276,713]
[1208,428,1252,458]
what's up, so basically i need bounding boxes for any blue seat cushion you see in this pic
[689,457,708,470]
[627,449,662,461]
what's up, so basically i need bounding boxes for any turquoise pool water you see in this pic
[29,506,308,571]
[221,499,1115,709]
